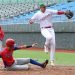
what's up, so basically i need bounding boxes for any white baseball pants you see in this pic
[41,28,55,61]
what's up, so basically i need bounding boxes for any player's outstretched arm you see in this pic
[57,11,65,15]
[14,43,38,50]
[57,10,74,19]
[26,43,38,48]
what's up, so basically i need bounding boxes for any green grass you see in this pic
[14,50,75,65]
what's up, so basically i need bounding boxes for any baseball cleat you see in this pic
[50,61,55,66]
[41,60,48,68]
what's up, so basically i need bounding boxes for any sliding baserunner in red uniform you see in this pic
[0,38,48,70]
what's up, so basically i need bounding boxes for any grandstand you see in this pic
[0,0,74,25]
[0,0,56,19]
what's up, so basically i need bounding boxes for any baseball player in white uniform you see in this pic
[29,4,65,66]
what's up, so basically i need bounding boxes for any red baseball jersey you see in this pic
[0,47,19,67]
[0,29,4,41]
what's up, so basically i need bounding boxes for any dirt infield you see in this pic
[0,48,75,75]
[0,65,75,75]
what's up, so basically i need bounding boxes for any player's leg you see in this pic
[6,58,30,70]
[6,59,48,70]
[41,28,56,66]
[44,39,50,53]
[41,28,52,53]
[0,40,2,52]
[16,58,30,65]
[16,58,48,68]
[6,61,29,70]
[49,29,56,66]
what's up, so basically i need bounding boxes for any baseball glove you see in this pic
[65,10,74,19]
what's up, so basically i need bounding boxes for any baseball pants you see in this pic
[6,58,30,70]
[41,28,55,61]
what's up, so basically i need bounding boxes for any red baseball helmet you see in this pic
[6,38,15,47]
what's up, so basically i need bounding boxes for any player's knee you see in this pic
[47,37,52,40]
[45,42,49,47]
[27,58,31,63]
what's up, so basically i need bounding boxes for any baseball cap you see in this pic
[40,4,46,7]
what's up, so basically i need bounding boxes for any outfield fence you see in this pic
[1,21,75,50]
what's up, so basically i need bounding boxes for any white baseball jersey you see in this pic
[31,9,58,28]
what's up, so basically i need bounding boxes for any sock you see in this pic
[30,59,42,67]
